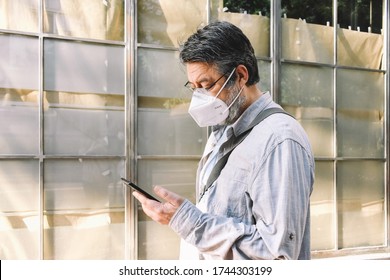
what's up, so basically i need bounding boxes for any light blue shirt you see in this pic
[170,92,315,260]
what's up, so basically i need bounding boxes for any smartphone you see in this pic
[121,178,160,202]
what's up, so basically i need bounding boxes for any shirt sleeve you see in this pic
[169,139,314,260]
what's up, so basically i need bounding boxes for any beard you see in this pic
[224,84,246,125]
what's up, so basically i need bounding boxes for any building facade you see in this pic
[0,0,389,259]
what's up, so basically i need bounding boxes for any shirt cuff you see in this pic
[169,199,202,241]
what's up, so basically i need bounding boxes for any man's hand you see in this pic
[132,186,184,225]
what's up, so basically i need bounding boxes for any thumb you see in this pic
[154,186,184,207]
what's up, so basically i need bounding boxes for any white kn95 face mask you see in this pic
[188,68,242,127]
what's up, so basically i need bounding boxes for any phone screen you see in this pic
[121,178,160,202]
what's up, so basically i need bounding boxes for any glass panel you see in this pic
[43,40,125,156]
[310,161,335,250]
[338,0,383,34]
[258,60,271,92]
[137,48,206,156]
[337,1,383,69]
[280,64,334,157]
[221,0,270,16]
[0,34,39,155]
[44,0,124,41]
[44,159,125,210]
[214,0,270,57]
[337,160,385,248]
[280,0,333,63]
[44,91,125,156]
[282,18,334,64]
[137,159,198,259]
[137,49,187,98]
[137,0,207,47]
[0,0,39,32]
[44,40,124,95]
[336,69,384,158]
[281,0,333,25]
[0,34,39,90]
[138,109,206,156]
[337,28,383,69]
[44,159,125,259]
[0,89,39,155]
[0,160,39,259]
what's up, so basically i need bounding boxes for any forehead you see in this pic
[186,62,219,83]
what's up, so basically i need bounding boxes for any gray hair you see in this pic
[179,21,260,87]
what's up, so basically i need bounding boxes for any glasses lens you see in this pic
[184,69,233,93]
[205,73,225,91]
[184,81,195,92]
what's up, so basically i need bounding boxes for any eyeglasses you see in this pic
[184,72,227,92]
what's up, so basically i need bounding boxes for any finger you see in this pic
[154,186,184,207]
[132,190,149,204]
[132,191,165,221]
[132,191,173,225]
[132,191,161,208]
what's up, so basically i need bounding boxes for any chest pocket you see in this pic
[210,162,250,220]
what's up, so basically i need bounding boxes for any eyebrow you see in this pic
[193,75,211,85]
[185,76,210,89]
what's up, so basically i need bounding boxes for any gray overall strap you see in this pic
[199,107,292,201]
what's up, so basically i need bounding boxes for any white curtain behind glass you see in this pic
[0,0,38,32]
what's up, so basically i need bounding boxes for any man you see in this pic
[133,21,315,260]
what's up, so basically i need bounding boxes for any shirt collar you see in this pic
[211,91,273,138]
[231,91,273,136]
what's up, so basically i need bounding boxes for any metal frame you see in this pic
[38,0,44,260]
[125,0,136,260]
[384,0,390,250]
[271,0,281,101]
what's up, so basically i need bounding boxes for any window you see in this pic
[278,0,386,253]
[136,0,208,259]
[0,0,126,260]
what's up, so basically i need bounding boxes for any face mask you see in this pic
[188,68,242,127]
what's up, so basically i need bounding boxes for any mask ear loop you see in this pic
[213,68,237,99]
[223,85,244,114]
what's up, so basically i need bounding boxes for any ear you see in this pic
[235,64,249,86]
